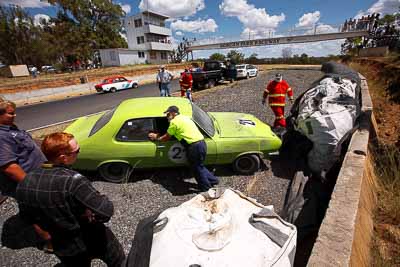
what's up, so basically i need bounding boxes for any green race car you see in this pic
[65,97,282,182]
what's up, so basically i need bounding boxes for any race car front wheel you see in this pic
[233,154,260,175]
[98,162,132,183]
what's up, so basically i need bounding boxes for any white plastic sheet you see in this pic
[295,77,358,174]
[150,189,297,267]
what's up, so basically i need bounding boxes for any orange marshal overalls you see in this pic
[179,71,193,97]
[263,80,293,128]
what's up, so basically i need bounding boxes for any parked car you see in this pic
[65,97,282,182]
[191,60,237,90]
[41,65,57,73]
[95,76,139,93]
[236,64,258,79]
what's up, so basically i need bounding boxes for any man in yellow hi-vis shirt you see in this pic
[148,106,219,191]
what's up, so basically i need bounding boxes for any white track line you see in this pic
[27,110,108,132]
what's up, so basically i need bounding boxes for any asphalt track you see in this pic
[16,79,180,130]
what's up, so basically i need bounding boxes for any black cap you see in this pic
[164,105,179,114]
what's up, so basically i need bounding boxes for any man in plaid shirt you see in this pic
[15,132,125,266]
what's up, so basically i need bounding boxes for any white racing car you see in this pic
[95,76,139,93]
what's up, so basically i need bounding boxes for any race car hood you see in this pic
[65,112,105,143]
[209,112,275,138]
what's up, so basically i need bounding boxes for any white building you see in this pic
[100,10,173,67]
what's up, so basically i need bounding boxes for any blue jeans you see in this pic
[186,140,219,191]
[160,83,171,97]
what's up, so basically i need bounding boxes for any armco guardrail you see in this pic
[307,74,375,266]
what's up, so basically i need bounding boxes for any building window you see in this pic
[160,52,168,60]
[150,51,157,60]
[110,51,116,61]
[138,52,145,58]
[134,19,142,28]
[136,36,145,44]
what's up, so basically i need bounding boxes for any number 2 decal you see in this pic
[172,146,184,159]
[168,143,187,163]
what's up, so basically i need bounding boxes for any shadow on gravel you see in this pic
[81,166,249,196]
[1,214,41,250]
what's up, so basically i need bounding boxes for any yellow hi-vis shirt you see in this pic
[167,114,204,144]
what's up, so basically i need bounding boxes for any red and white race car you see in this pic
[95,76,139,93]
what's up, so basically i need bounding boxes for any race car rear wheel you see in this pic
[233,154,260,175]
[110,87,117,93]
[132,83,138,88]
[98,162,132,183]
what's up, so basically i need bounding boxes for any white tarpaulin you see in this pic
[149,188,297,267]
[295,76,358,175]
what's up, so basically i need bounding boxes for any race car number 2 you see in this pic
[168,143,187,163]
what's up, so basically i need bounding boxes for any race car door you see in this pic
[114,118,157,168]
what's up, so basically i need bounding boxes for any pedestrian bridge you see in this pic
[187,30,370,51]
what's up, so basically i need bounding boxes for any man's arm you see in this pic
[1,163,26,182]
[71,174,114,223]
[148,132,171,142]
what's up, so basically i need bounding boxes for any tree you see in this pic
[245,53,259,64]
[226,50,245,64]
[281,47,293,58]
[0,6,57,65]
[46,0,127,62]
[209,53,226,61]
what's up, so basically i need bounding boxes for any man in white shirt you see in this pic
[156,65,174,97]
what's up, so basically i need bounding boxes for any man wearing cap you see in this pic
[262,73,294,128]
[156,65,174,97]
[148,106,219,191]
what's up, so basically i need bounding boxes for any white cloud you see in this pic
[0,0,50,8]
[171,18,218,33]
[175,31,183,36]
[356,0,400,18]
[304,23,338,34]
[220,0,285,38]
[119,4,131,14]
[33,14,50,26]
[138,0,205,18]
[296,11,320,28]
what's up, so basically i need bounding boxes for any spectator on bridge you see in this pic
[0,99,51,251]
[15,132,125,267]
[156,65,174,97]
[262,73,294,128]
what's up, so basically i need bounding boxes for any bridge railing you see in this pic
[189,23,368,47]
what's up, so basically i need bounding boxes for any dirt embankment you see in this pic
[350,58,400,266]
[0,63,188,94]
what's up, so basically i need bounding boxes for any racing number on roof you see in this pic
[239,119,256,126]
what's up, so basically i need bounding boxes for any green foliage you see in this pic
[0,1,127,66]
[209,53,226,61]
[226,50,245,64]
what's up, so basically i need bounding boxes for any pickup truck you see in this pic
[191,60,237,90]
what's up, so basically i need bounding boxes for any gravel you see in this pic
[0,68,323,266]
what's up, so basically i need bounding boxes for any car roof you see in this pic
[112,97,193,121]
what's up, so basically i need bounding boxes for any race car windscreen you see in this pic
[236,65,245,69]
[192,104,215,137]
[89,108,117,137]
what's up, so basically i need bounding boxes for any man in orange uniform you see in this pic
[262,73,294,128]
[179,67,193,102]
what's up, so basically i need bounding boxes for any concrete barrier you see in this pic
[307,74,375,266]
[1,70,183,106]
[359,46,389,57]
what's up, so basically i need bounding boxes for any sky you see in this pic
[1,0,399,58]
